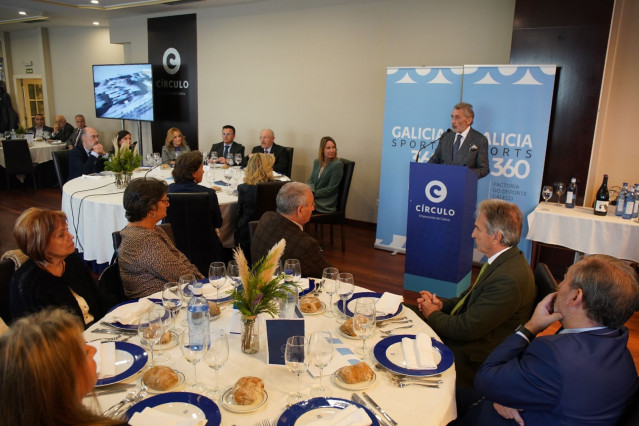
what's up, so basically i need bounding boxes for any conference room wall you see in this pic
[108,0,516,223]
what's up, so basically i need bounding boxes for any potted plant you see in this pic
[104,142,141,188]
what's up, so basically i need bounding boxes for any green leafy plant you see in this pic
[104,142,141,173]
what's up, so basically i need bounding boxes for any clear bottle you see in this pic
[633,184,639,219]
[622,187,635,220]
[615,182,628,216]
[187,282,210,347]
[593,175,610,216]
[565,178,578,208]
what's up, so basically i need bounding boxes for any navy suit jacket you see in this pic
[52,122,74,142]
[68,144,106,180]
[470,327,638,425]
[250,143,290,176]
[209,141,245,160]
[428,127,489,178]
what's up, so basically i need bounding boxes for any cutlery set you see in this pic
[101,385,148,419]
[351,392,398,426]
[375,362,443,388]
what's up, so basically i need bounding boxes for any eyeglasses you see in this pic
[159,197,170,205]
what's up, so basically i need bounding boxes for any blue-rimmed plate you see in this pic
[126,392,221,425]
[298,279,315,296]
[277,397,379,425]
[197,278,234,303]
[95,342,148,387]
[104,299,168,331]
[337,292,403,320]
[373,334,454,377]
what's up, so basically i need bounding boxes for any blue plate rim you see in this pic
[197,277,234,303]
[277,397,379,426]
[337,292,403,320]
[105,299,168,330]
[298,278,315,296]
[126,391,221,425]
[373,334,454,376]
[95,341,148,386]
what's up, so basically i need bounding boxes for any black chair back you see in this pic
[248,220,259,244]
[0,258,15,324]
[98,258,129,309]
[255,181,288,219]
[52,149,71,191]
[3,139,37,190]
[533,262,558,306]
[164,193,223,275]
[284,147,294,178]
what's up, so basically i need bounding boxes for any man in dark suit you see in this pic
[51,115,74,142]
[417,199,536,388]
[454,255,639,426]
[65,114,86,149]
[68,127,108,179]
[208,125,245,165]
[428,102,489,178]
[251,182,332,278]
[27,113,53,139]
[248,128,290,176]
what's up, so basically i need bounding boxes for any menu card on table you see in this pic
[265,306,304,365]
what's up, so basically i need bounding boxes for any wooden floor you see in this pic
[2,187,638,371]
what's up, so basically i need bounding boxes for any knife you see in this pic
[362,392,398,426]
[352,393,389,426]
[99,322,138,333]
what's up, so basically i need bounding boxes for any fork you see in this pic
[374,362,443,379]
[111,386,148,418]
[376,319,412,328]
[380,325,414,335]
[102,390,136,416]
[392,380,440,388]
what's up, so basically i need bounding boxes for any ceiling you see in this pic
[0,0,262,32]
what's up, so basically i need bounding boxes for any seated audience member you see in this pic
[453,255,639,426]
[208,125,245,165]
[248,129,290,176]
[9,208,106,327]
[27,113,53,139]
[235,153,275,262]
[51,115,74,142]
[417,199,536,388]
[66,114,86,148]
[109,129,137,154]
[68,127,108,180]
[0,309,119,425]
[251,182,332,278]
[118,178,203,298]
[161,127,191,165]
[307,136,344,213]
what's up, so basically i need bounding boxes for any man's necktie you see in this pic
[450,262,488,315]
[264,149,269,154]
[452,134,462,161]
[223,145,230,159]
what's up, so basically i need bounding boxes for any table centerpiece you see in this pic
[104,141,141,188]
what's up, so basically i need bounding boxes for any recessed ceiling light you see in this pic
[92,21,100,26]
[18,11,27,16]
[91,0,99,4]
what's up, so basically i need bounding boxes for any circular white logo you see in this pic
[425,180,447,203]
[162,48,181,75]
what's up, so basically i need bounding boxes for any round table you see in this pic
[0,139,67,167]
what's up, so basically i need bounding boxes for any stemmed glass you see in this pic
[309,331,333,397]
[145,153,153,167]
[181,328,207,392]
[205,327,229,399]
[555,182,566,205]
[285,336,309,405]
[138,306,166,367]
[209,262,228,305]
[226,153,235,167]
[337,273,355,323]
[234,153,243,167]
[210,152,218,164]
[322,267,339,318]
[227,260,242,289]
[284,259,302,289]
[353,298,376,360]
[179,274,196,326]
[541,186,553,210]
[223,168,233,194]
[162,282,182,331]
[274,260,283,277]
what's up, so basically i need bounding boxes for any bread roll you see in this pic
[160,330,173,344]
[231,376,264,405]
[208,301,220,316]
[143,365,179,391]
[337,362,374,384]
[299,296,322,313]
[339,318,357,337]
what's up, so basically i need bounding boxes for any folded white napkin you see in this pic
[129,407,202,426]
[201,282,234,299]
[401,334,437,369]
[297,278,310,291]
[81,174,103,180]
[88,341,116,378]
[376,292,403,315]
[104,299,155,325]
[304,405,371,426]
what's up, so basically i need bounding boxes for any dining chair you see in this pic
[255,181,289,220]
[3,139,38,190]
[51,149,71,192]
[111,223,174,265]
[284,146,294,178]
[0,257,16,325]
[533,262,558,306]
[98,257,130,309]
[248,220,259,244]
[308,158,355,252]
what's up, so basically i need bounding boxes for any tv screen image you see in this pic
[92,64,154,121]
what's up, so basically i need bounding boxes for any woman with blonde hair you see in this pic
[307,136,343,213]
[0,309,118,425]
[235,153,275,260]
[161,127,191,165]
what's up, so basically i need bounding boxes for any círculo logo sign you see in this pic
[416,179,455,218]
[163,48,181,74]
[425,180,447,203]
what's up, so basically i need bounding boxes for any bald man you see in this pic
[51,115,74,142]
[68,127,108,179]
[249,129,290,176]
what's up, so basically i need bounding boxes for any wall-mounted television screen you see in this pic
[92,64,154,121]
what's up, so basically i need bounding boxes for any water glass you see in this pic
[309,331,333,397]
[227,260,242,289]
[337,273,355,323]
[285,336,309,404]
[162,282,182,331]
[322,267,339,318]
[284,259,302,288]
[179,274,196,326]
[205,328,229,398]
[353,298,376,360]
[226,153,235,167]
[208,261,227,304]
[181,329,207,392]
[210,152,218,164]
[234,153,243,167]
[138,307,166,366]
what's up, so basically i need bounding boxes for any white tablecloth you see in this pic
[0,140,67,167]
[526,203,639,262]
[83,286,457,425]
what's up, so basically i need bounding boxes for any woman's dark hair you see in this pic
[172,151,202,183]
[116,130,131,146]
[123,178,168,222]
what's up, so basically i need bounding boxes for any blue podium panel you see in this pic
[404,163,477,298]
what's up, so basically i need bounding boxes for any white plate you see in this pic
[221,387,269,413]
[331,368,376,390]
[141,369,186,394]
[300,301,326,316]
[95,342,148,387]
[139,330,179,351]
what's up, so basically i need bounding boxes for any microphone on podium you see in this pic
[414,128,451,162]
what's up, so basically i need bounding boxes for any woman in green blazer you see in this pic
[307,136,344,213]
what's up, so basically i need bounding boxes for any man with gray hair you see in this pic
[251,182,332,278]
[417,199,536,388]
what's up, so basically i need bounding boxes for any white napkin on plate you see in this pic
[401,334,437,369]
[201,282,234,299]
[88,341,116,378]
[129,407,202,426]
[104,299,155,325]
[304,405,371,426]
[296,278,310,291]
[376,292,403,315]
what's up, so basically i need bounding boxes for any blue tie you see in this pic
[223,145,230,158]
[452,134,462,161]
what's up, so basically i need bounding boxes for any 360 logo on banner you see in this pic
[163,48,181,75]
[425,180,447,203]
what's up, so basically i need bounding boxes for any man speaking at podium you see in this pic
[428,102,490,179]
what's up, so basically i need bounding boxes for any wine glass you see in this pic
[209,152,218,164]
[181,328,207,392]
[285,336,309,404]
[541,185,553,210]
[145,153,153,167]
[162,282,182,331]
[226,153,235,167]
[322,267,339,318]
[284,259,302,289]
[138,306,166,367]
[234,153,243,167]
[208,262,227,304]
[223,168,233,194]
[555,182,566,205]
[309,331,333,397]
[337,273,355,323]
[179,274,196,326]
[227,260,242,289]
[274,260,283,277]
[205,327,229,399]
[353,298,376,360]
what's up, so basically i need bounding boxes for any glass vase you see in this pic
[241,315,259,354]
